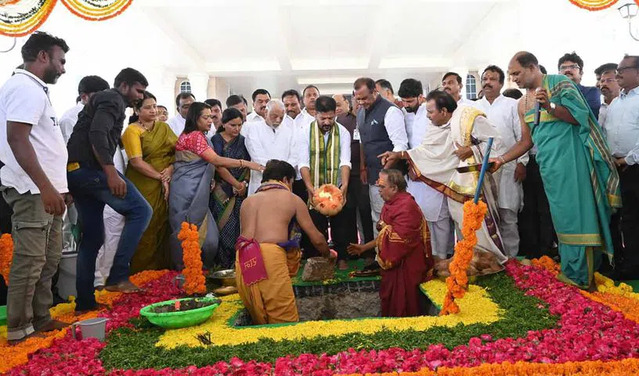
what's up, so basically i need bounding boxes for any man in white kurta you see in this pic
[475,66,528,257]
[94,147,127,288]
[442,72,478,108]
[380,91,507,264]
[168,93,195,136]
[399,79,454,259]
[243,99,297,195]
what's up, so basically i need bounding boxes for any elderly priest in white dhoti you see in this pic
[380,90,508,264]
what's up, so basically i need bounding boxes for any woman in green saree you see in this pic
[122,91,178,273]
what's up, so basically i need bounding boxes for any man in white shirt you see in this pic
[246,89,270,122]
[296,85,320,130]
[353,77,409,238]
[604,55,639,279]
[299,96,356,269]
[282,89,302,123]
[204,98,223,131]
[281,89,309,202]
[375,79,396,103]
[594,63,620,129]
[475,65,527,257]
[243,99,297,195]
[398,78,454,259]
[59,75,110,143]
[376,79,403,108]
[0,32,71,344]
[226,95,248,121]
[93,146,127,289]
[167,92,195,136]
[442,72,476,107]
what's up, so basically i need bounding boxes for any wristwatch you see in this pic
[548,102,557,114]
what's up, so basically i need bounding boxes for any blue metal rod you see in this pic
[473,137,494,204]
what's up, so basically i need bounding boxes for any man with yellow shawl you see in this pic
[299,96,356,269]
[235,160,330,324]
[492,52,621,289]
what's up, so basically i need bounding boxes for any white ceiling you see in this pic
[0,0,636,110]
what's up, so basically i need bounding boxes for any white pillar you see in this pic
[207,77,231,102]
[187,72,210,102]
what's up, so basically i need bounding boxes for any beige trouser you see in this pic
[2,187,63,341]
[498,208,520,258]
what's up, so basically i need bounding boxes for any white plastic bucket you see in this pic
[71,317,109,341]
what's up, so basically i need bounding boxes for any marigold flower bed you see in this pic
[2,260,639,375]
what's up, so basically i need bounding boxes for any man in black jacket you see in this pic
[66,68,152,313]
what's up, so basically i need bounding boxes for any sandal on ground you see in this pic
[74,303,110,315]
[35,319,69,332]
[105,280,144,294]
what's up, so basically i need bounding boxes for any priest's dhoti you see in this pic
[235,243,301,324]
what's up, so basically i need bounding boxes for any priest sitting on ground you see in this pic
[235,160,331,324]
[348,169,434,317]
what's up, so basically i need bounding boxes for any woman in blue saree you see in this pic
[210,108,250,269]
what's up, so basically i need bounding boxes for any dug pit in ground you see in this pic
[234,279,439,326]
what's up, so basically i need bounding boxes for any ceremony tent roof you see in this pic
[0,0,635,113]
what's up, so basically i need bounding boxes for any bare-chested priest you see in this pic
[235,160,331,324]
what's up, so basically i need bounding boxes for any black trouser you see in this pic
[347,175,375,244]
[292,179,308,203]
[618,165,639,273]
[303,204,358,261]
[518,155,556,258]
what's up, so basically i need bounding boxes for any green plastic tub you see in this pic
[0,305,6,326]
[139,297,219,329]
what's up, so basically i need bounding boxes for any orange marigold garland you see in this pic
[0,233,13,285]
[440,200,487,316]
[531,255,561,275]
[0,0,58,37]
[177,222,206,295]
[60,0,133,21]
[568,0,619,11]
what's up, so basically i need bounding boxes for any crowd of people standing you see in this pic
[0,30,637,338]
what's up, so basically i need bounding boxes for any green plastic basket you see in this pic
[0,305,6,326]
[139,297,219,329]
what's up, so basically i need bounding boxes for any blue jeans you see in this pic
[67,167,152,311]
